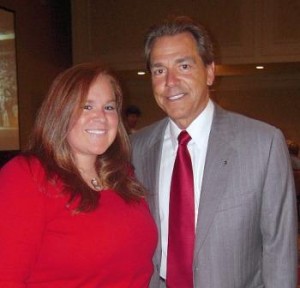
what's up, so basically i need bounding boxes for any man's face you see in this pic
[149,32,215,129]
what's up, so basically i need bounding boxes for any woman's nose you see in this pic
[93,108,106,122]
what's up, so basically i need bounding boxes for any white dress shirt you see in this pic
[159,100,214,279]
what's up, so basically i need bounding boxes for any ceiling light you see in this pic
[256,65,264,70]
[137,71,146,75]
[0,32,15,40]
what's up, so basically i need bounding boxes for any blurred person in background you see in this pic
[124,104,142,134]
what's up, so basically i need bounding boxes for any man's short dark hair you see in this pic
[144,16,215,71]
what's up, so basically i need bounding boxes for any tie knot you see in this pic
[178,130,191,146]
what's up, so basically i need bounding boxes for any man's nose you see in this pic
[165,70,178,87]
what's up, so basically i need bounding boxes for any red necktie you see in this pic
[167,130,195,288]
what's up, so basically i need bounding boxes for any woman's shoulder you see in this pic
[1,154,41,169]
[0,154,65,205]
[0,154,46,181]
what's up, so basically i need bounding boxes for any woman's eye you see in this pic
[83,104,93,110]
[105,104,116,111]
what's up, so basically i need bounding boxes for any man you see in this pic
[130,16,298,288]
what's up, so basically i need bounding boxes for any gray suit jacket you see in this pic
[130,104,298,288]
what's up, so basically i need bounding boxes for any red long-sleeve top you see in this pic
[0,156,157,288]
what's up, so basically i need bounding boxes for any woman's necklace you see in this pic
[78,167,101,191]
[91,178,101,191]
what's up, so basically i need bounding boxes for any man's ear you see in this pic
[206,62,215,86]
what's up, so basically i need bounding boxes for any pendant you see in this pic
[91,178,101,191]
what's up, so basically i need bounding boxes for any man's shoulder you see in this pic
[130,118,168,144]
[217,105,279,135]
[212,105,285,150]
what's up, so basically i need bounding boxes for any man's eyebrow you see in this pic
[150,56,196,69]
[150,62,164,69]
[175,56,196,64]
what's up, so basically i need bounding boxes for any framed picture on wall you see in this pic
[0,6,19,151]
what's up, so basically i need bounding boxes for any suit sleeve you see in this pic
[0,157,46,287]
[261,129,298,287]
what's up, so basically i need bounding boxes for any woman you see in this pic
[0,63,157,287]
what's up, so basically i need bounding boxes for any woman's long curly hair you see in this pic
[26,63,145,212]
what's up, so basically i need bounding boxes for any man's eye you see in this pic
[181,64,191,70]
[83,104,93,110]
[152,68,165,76]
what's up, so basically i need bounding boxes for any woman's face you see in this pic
[67,75,119,164]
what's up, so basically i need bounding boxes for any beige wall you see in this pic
[0,0,72,149]
[214,75,300,143]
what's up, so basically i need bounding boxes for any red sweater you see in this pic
[0,156,157,288]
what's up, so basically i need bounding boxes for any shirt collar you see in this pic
[167,99,215,150]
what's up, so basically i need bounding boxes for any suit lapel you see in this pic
[144,139,163,223]
[194,105,236,256]
[142,119,168,215]
[142,119,168,267]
